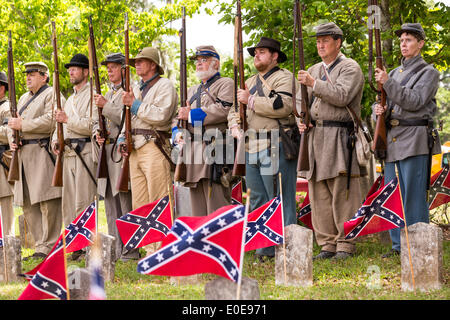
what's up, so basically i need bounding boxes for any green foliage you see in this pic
[216,0,449,122]
[0,0,211,97]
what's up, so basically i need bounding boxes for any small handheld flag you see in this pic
[116,195,172,252]
[344,177,405,240]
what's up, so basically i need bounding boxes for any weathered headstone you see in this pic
[378,230,392,245]
[204,277,260,300]
[18,214,35,249]
[68,267,91,300]
[401,222,443,291]
[170,274,202,286]
[275,224,313,287]
[0,236,22,283]
[174,183,192,217]
[85,233,115,282]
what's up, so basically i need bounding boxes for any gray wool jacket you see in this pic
[374,54,441,162]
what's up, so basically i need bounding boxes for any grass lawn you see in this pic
[1,201,449,300]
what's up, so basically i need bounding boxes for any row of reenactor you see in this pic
[0,21,441,262]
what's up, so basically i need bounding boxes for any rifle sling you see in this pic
[67,138,97,187]
[189,73,221,107]
[18,85,49,116]
[308,57,343,108]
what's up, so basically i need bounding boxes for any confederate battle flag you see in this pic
[231,179,243,205]
[22,202,97,280]
[18,238,67,300]
[428,165,450,210]
[344,177,405,240]
[244,196,284,252]
[116,195,172,252]
[297,193,313,230]
[137,205,246,282]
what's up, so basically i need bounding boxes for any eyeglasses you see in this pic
[195,58,210,65]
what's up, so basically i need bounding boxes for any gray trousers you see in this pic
[189,179,231,216]
[104,179,136,260]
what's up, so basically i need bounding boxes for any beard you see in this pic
[196,61,218,81]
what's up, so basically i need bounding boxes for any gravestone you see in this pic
[68,267,91,300]
[0,236,22,283]
[401,222,443,291]
[18,215,35,249]
[204,277,260,300]
[174,183,192,217]
[170,274,202,286]
[275,224,313,287]
[85,233,115,282]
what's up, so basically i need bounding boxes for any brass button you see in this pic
[392,137,397,142]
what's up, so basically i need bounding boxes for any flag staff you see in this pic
[395,164,415,291]
[278,173,287,284]
[236,188,251,300]
[1,208,8,283]
[61,212,71,300]
[168,184,174,225]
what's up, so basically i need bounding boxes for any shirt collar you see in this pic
[401,54,422,69]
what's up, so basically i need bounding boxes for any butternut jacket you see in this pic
[11,86,64,205]
[176,75,234,184]
[120,77,178,150]
[228,67,297,153]
[299,53,366,181]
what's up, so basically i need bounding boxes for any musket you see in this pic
[174,6,188,182]
[116,13,132,193]
[7,31,19,182]
[51,21,65,187]
[231,0,247,177]
[294,0,310,171]
[368,0,387,160]
[89,16,109,179]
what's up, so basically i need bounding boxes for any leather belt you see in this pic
[389,118,429,127]
[311,120,354,128]
[21,137,50,146]
[65,137,91,144]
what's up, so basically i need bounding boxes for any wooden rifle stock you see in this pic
[294,1,310,171]
[89,16,109,179]
[51,22,65,187]
[7,31,19,182]
[174,7,188,182]
[116,13,132,192]
[231,0,247,177]
[368,0,387,160]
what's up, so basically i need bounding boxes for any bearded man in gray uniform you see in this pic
[172,46,234,216]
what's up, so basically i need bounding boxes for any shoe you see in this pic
[332,251,354,260]
[69,250,85,261]
[382,249,400,258]
[313,250,335,260]
[23,252,47,261]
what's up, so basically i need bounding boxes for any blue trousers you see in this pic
[245,142,297,256]
[385,154,429,251]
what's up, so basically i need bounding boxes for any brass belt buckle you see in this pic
[316,120,323,127]
[390,119,399,127]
